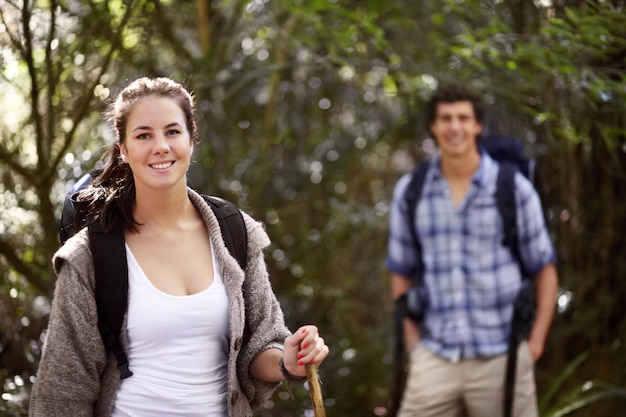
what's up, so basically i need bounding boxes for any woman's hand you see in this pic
[282,325,329,378]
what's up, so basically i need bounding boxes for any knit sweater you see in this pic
[29,189,291,417]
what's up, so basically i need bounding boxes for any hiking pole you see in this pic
[305,363,326,417]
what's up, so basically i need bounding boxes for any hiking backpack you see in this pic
[59,170,248,379]
[390,135,543,417]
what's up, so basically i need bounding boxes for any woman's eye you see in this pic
[167,129,181,136]
[136,133,150,140]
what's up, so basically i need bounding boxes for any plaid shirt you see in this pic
[386,152,555,360]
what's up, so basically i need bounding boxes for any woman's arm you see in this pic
[249,326,328,382]
[30,240,107,416]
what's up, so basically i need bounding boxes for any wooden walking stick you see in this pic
[306,363,326,417]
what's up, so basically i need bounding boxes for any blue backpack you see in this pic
[390,135,543,417]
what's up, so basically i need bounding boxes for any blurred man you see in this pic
[387,82,558,417]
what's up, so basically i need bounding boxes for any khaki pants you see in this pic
[398,342,538,417]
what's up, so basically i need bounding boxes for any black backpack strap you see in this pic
[497,163,518,417]
[497,162,537,417]
[202,195,251,345]
[84,193,247,382]
[404,162,430,284]
[389,161,430,417]
[388,292,409,417]
[88,221,133,379]
[202,195,248,270]
[496,162,529,277]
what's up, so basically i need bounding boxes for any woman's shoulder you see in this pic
[188,188,271,252]
[241,212,270,251]
[53,227,93,275]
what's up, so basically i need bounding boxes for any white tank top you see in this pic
[110,241,230,417]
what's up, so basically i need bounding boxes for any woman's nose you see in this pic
[153,134,170,153]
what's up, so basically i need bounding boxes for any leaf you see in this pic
[545,381,626,417]
[564,7,579,26]
[539,351,590,411]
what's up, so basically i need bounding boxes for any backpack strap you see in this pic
[201,195,248,270]
[497,162,539,417]
[202,195,252,346]
[87,220,133,379]
[497,163,517,417]
[87,195,247,381]
[496,162,530,278]
[389,161,430,417]
[404,162,430,283]
[393,161,430,328]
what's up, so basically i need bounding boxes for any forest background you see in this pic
[1,0,625,416]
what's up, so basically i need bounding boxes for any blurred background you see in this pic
[1,1,625,416]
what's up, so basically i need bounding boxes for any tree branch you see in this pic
[263,14,299,149]
[0,237,50,296]
[0,133,34,180]
[43,0,58,165]
[0,4,25,57]
[21,0,45,186]
[197,0,210,54]
[48,0,140,178]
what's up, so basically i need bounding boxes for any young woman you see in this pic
[29,77,329,417]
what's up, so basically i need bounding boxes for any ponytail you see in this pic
[73,144,139,234]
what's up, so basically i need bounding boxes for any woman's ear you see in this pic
[119,145,127,162]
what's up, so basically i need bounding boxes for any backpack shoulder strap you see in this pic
[404,161,430,282]
[202,195,251,344]
[202,195,248,270]
[390,161,430,416]
[87,195,247,381]
[87,221,133,379]
[495,162,529,279]
[497,161,537,417]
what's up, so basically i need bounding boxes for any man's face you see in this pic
[430,101,483,159]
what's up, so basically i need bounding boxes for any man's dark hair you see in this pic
[425,82,486,127]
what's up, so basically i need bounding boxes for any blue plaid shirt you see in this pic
[386,152,555,360]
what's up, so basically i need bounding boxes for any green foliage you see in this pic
[540,352,626,417]
[0,1,154,414]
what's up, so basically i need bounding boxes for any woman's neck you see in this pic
[132,186,196,233]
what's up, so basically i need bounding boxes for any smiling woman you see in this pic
[119,96,193,195]
[28,77,329,417]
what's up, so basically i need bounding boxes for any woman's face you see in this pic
[119,96,193,194]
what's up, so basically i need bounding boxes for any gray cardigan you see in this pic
[29,189,291,417]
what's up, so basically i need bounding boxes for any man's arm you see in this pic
[528,262,559,361]
[391,273,421,351]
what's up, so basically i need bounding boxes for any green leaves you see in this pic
[541,352,626,417]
